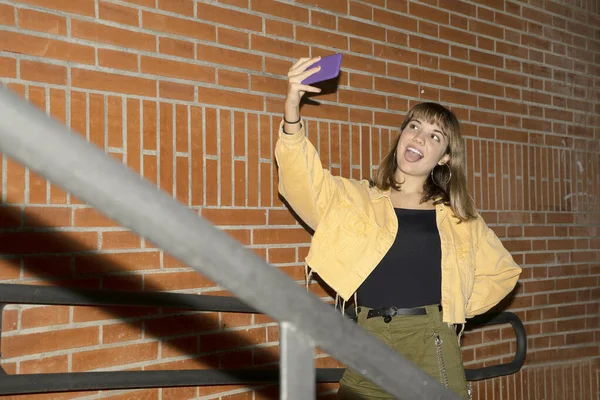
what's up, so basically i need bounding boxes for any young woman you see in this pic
[274,57,522,399]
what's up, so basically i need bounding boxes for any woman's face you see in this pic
[395,118,451,179]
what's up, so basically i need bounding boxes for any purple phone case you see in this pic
[301,53,342,85]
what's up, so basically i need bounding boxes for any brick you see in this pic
[3,326,99,358]
[296,0,347,14]
[418,20,437,37]
[98,49,138,72]
[312,10,337,30]
[268,247,296,264]
[24,206,71,227]
[0,56,16,78]
[253,228,311,245]
[470,80,504,97]
[0,31,95,65]
[350,73,373,90]
[72,342,158,372]
[159,37,194,59]
[251,34,309,58]
[72,69,156,97]
[159,81,195,101]
[158,0,194,16]
[21,355,69,374]
[220,0,248,7]
[21,60,67,85]
[99,0,139,26]
[219,70,249,89]
[266,19,294,38]
[142,11,216,42]
[297,26,348,50]
[439,0,475,16]
[0,231,97,255]
[409,2,449,24]
[440,59,476,77]
[469,20,504,39]
[200,327,266,352]
[16,0,95,16]
[374,8,418,32]
[339,17,385,41]
[102,231,142,250]
[21,305,70,329]
[0,4,14,26]
[250,75,287,94]
[74,251,160,274]
[121,0,155,5]
[440,89,477,107]
[197,87,263,111]
[146,313,219,337]
[18,9,67,35]
[74,207,118,227]
[374,44,417,67]
[196,2,261,31]
[143,271,215,290]
[350,1,373,20]
[197,43,262,71]
[72,20,155,52]
[218,27,249,49]
[410,68,449,87]
[251,0,309,23]
[469,49,503,67]
[202,209,266,228]
[410,35,449,55]
[339,89,386,109]
[141,56,214,83]
[347,37,371,56]
[440,26,476,46]
[103,321,143,344]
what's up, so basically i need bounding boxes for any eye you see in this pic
[409,123,419,130]
[431,134,440,142]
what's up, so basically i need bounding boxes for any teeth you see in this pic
[407,147,423,158]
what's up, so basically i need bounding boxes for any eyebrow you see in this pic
[410,119,447,136]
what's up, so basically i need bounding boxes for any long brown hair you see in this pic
[372,102,478,221]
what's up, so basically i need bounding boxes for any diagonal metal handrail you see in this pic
[0,87,461,399]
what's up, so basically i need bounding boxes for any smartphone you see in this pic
[301,53,343,85]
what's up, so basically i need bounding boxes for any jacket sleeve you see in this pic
[465,222,522,318]
[274,120,344,231]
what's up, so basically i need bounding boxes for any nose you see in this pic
[413,133,425,145]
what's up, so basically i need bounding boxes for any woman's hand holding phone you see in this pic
[283,57,322,134]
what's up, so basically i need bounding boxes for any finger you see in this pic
[290,65,321,82]
[289,56,321,75]
[289,57,311,71]
[291,83,322,93]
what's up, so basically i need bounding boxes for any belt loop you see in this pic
[426,304,442,325]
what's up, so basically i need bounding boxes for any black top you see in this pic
[357,208,442,309]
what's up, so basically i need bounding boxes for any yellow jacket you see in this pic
[274,121,522,324]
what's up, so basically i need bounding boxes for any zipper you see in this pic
[433,332,449,388]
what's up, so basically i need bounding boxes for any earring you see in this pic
[393,148,397,166]
[431,163,451,187]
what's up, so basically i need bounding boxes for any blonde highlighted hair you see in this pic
[372,102,478,222]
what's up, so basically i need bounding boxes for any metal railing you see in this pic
[0,284,527,394]
[0,87,525,399]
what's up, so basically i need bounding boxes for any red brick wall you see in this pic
[0,0,598,399]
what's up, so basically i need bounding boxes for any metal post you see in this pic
[280,322,315,400]
[0,87,460,400]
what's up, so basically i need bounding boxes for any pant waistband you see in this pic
[365,304,442,322]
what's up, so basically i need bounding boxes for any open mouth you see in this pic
[404,146,424,162]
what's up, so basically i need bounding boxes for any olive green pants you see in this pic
[337,305,470,399]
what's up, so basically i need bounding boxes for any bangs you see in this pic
[403,102,460,139]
